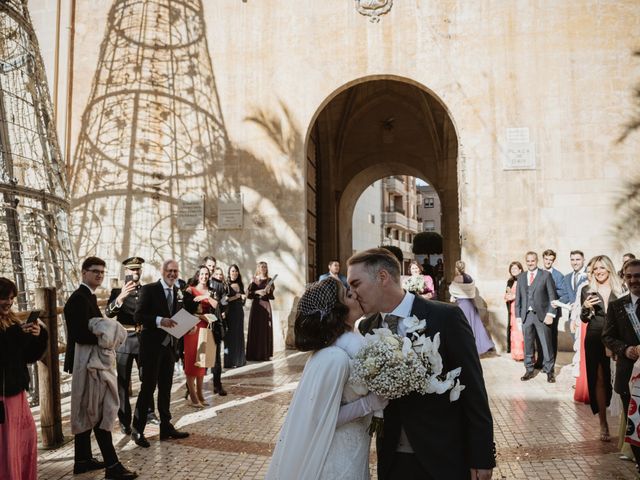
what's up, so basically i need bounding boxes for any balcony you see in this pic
[382,210,419,232]
[383,177,405,194]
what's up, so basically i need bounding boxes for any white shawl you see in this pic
[71,317,127,434]
[265,345,350,480]
[449,280,477,299]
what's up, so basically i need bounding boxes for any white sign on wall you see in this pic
[178,196,204,230]
[504,127,536,170]
[218,193,243,229]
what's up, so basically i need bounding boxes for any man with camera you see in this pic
[105,257,149,435]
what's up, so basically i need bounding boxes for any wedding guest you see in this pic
[573,258,595,405]
[224,264,246,369]
[405,260,435,299]
[580,255,623,442]
[246,261,275,362]
[0,278,47,480]
[184,266,214,407]
[619,253,636,278]
[318,260,349,288]
[450,261,495,355]
[504,261,524,360]
[209,267,228,396]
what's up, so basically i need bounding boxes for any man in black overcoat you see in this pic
[349,248,495,480]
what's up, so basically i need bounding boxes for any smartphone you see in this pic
[26,309,41,324]
[124,274,134,284]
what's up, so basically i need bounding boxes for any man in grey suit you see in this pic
[516,251,558,382]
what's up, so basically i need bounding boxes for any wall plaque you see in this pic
[218,193,243,229]
[504,127,536,170]
[178,197,204,230]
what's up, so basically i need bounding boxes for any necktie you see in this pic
[166,288,173,313]
[572,272,576,290]
[529,272,534,286]
[385,314,402,334]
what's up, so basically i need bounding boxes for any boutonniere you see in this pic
[403,315,427,336]
[176,289,184,302]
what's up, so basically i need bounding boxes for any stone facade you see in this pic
[29,0,640,352]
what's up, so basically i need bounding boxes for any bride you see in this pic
[265,277,387,480]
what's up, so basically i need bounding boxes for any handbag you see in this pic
[194,325,216,368]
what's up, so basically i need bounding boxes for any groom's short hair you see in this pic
[347,248,401,283]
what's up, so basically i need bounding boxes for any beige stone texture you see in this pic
[28,0,640,352]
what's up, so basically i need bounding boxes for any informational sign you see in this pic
[504,127,536,170]
[218,193,243,229]
[178,197,204,230]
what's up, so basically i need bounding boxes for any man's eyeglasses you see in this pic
[86,269,106,275]
[624,273,640,280]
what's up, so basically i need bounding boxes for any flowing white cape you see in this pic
[265,346,350,480]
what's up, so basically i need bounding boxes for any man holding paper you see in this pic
[131,259,191,448]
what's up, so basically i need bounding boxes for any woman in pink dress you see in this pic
[504,261,524,360]
[0,278,47,480]
[183,266,215,408]
[407,261,435,299]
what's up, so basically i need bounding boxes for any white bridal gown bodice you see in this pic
[265,331,371,480]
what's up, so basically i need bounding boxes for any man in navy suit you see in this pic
[542,249,564,358]
[557,250,587,307]
[318,259,349,288]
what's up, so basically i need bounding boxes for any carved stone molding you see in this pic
[355,0,393,22]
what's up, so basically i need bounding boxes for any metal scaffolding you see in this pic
[0,0,77,310]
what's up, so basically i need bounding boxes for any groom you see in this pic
[348,248,495,480]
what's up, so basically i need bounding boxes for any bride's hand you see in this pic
[363,392,388,413]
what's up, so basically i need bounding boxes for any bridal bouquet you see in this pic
[402,275,425,294]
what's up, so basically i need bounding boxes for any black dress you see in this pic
[580,288,615,415]
[246,278,274,361]
[224,280,246,368]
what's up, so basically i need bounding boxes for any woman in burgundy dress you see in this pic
[183,266,214,408]
[246,261,275,361]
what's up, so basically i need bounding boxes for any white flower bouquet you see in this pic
[351,316,465,435]
[402,275,425,294]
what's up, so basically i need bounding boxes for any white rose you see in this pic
[403,315,426,334]
[383,336,400,347]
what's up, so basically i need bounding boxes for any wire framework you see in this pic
[71,0,229,279]
[0,0,77,309]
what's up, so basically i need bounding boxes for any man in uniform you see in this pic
[106,257,150,435]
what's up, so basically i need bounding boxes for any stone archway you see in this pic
[305,76,460,281]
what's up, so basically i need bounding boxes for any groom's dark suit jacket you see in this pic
[602,294,638,395]
[359,296,495,479]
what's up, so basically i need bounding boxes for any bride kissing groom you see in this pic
[266,248,495,480]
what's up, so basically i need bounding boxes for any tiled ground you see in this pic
[35,351,639,479]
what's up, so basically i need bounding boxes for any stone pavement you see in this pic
[35,351,639,480]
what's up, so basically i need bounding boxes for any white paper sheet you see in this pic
[160,308,200,339]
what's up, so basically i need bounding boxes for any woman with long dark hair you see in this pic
[224,264,246,368]
[0,277,48,479]
[266,278,387,479]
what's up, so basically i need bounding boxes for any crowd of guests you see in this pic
[0,254,277,479]
[504,249,640,459]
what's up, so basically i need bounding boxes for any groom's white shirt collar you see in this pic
[382,290,415,337]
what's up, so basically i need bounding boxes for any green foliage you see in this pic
[412,232,443,255]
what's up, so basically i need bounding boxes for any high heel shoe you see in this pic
[186,400,204,409]
[198,399,210,406]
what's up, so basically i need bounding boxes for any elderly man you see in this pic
[348,248,495,480]
[602,258,640,467]
[131,259,189,448]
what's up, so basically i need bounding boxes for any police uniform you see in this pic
[105,257,146,433]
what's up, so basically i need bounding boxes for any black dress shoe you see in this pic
[547,372,556,383]
[160,425,189,440]
[146,411,160,425]
[131,430,150,448]
[119,423,132,435]
[105,462,138,480]
[520,371,535,381]
[533,363,543,370]
[73,457,105,474]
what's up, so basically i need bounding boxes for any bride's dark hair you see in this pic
[294,278,350,351]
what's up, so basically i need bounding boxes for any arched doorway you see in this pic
[305,76,460,282]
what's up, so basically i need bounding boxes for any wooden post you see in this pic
[35,287,64,448]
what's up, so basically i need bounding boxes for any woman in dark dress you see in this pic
[580,255,623,442]
[224,264,246,368]
[246,261,274,361]
[209,267,229,396]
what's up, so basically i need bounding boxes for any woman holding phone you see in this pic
[0,277,48,479]
[246,261,275,361]
[580,255,623,442]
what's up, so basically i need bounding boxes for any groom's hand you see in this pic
[470,468,492,480]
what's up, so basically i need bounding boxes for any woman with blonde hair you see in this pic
[246,261,275,361]
[450,261,495,355]
[0,277,48,479]
[580,255,624,442]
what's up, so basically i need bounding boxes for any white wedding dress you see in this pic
[265,331,371,480]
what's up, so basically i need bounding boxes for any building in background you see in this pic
[417,184,442,234]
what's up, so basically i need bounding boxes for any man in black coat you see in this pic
[64,256,137,479]
[349,248,495,480]
[131,259,189,448]
[602,258,640,465]
[515,251,558,382]
[105,256,146,435]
